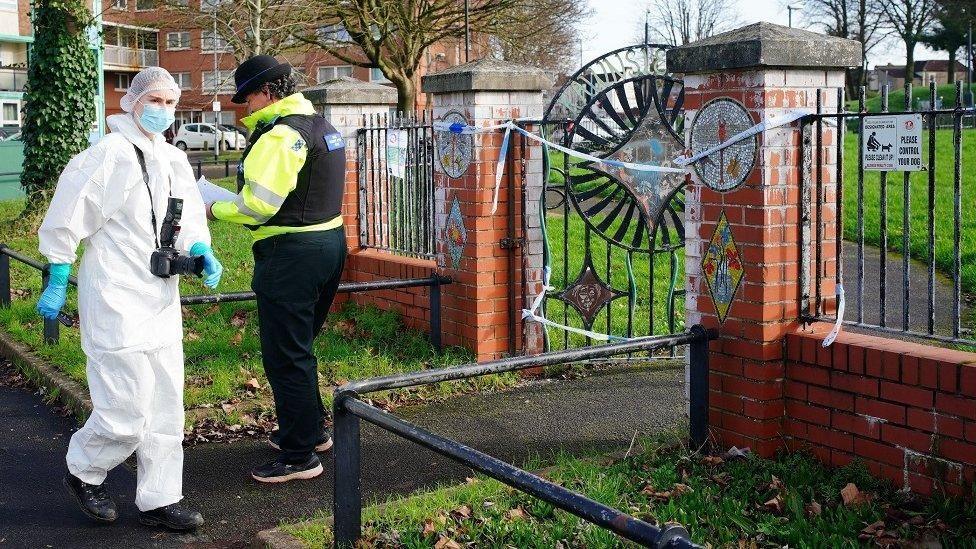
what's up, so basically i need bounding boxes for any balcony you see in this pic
[103,45,159,70]
[0,67,27,92]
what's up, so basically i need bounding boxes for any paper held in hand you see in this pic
[197,176,237,204]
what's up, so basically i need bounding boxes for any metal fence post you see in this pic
[689,325,710,450]
[333,394,362,548]
[0,247,10,308]
[41,267,59,345]
[430,276,442,353]
[224,159,230,178]
[196,161,202,179]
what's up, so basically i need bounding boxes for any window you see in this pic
[166,32,190,50]
[1,103,19,125]
[317,24,351,44]
[0,0,18,11]
[173,72,192,90]
[112,0,126,9]
[202,70,235,94]
[116,73,131,91]
[369,68,390,83]
[201,30,232,53]
[317,65,353,83]
[135,0,154,10]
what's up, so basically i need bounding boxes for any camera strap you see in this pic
[132,143,172,249]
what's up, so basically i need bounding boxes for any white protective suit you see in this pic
[38,112,210,512]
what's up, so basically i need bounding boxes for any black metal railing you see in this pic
[0,244,450,350]
[332,326,716,548]
[191,158,241,180]
[356,112,436,259]
[800,82,976,347]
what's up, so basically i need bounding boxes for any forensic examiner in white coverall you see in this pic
[35,67,222,531]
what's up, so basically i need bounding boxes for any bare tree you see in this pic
[638,0,740,46]
[797,0,887,91]
[297,0,576,111]
[877,0,937,84]
[492,0,593,75]
[160,0,314,62]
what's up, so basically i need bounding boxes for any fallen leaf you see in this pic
[702,455,724,466]
[230,310,247,328]
[841,483,860,506]
[805,501,822,518]
[861,520,885,537]
[186,331,201,342]
[334,318,358,338]
[230,331,243,346]
[205,304,220,315]
[244,378,261,392]
[220,403,235,414]
[433,536,461,549]
[505,506,527,521]
[450,505,472,520]
[465,477,479,485]
[768,475,785,492]
[421,520,437,537]
[672,483,693,496]
[763,495,784,514]
[722,446,751,460]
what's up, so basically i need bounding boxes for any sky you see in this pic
[577,0,943,72]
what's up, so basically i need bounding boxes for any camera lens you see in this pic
[172,254,204,276]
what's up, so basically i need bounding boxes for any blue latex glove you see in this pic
[37,263,70,320]
[189,242,222,289]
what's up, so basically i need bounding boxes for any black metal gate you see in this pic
[534,44,688,352]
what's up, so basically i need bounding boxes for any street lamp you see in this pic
[787,4,801,28]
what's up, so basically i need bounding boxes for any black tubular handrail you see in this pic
[0,244,450,350]
[332,326,717,549]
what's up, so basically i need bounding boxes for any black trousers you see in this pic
[252,228,346,462]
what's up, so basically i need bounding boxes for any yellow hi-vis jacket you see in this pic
[210,93,343,241]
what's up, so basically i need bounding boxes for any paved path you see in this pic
[0,360,685,548]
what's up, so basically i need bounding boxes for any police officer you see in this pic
[206,55,347,483]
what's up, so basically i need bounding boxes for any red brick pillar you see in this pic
[421,60,552,361]
[668,23,862,455]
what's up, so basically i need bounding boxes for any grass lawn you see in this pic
[853,84,968,113]
[0,180,510,428]
[282,434,976,548]
[841,128,976,295]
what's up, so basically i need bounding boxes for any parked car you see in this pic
[173,123,246,151]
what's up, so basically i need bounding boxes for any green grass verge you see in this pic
[854,84,967,113]
[282,436,976,548]
[841,129,976,295]
[0,182,506,426]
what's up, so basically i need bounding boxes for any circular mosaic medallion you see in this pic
[436,110,474,179]
[689,98,757,192]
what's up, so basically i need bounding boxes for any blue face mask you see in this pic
[138,104,175,134]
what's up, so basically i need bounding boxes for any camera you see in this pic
[149,197,204,278]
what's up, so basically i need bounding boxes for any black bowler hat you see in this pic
[232,55,292,104]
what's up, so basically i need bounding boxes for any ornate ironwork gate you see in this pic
[535,44,687,351]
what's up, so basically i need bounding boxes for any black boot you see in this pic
[139,503,205,532]
[63,473,118,524]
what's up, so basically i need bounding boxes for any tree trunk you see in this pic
[391,73,417,113]
[905,39,916,89]
[948,50,957,84]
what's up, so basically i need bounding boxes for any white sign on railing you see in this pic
[862,114,923,171]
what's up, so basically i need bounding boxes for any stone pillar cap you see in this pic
[302,76,397,105]
[666,22,862,73]
[422,57,553,93]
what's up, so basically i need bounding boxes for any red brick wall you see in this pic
[785,322,976,497]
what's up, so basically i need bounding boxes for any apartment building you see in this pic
[4,0,482,136]
[0,0,30,132]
